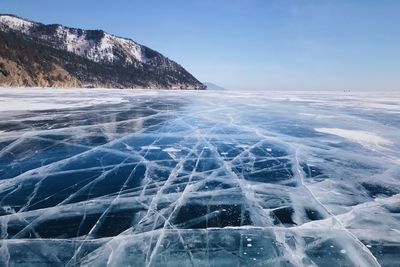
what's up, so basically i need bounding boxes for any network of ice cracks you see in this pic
[0,89,399,267]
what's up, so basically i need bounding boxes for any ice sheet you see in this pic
[0,89,399,266]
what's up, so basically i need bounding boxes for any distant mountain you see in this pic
[204,82,227,91]
[0,14,205,89]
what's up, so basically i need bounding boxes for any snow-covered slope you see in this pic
[36,25,148,65]
[0,14,147,65]
[0,15,33,33]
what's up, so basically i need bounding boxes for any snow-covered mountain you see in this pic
[0,14,205,89]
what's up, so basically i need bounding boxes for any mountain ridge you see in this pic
[0,14,206,89]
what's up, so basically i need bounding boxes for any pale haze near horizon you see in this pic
[1,0,399,91]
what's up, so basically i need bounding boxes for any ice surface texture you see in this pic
[0,89,399,266]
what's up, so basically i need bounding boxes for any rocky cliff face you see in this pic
[0,14,206,89]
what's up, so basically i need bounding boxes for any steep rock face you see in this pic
[0,57,81,88]
[0,14,205,89]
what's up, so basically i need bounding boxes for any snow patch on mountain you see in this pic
[0,14,147,65]
[110,34,148,64]
[51,26,146,64]
[0,15,34,33]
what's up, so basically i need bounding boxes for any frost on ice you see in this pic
[0,89,399,266]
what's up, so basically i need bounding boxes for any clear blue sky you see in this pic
[1,0,400,90]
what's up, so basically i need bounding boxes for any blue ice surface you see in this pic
[0,89,399,266]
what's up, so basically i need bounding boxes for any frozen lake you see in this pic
[0,89,399,266]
